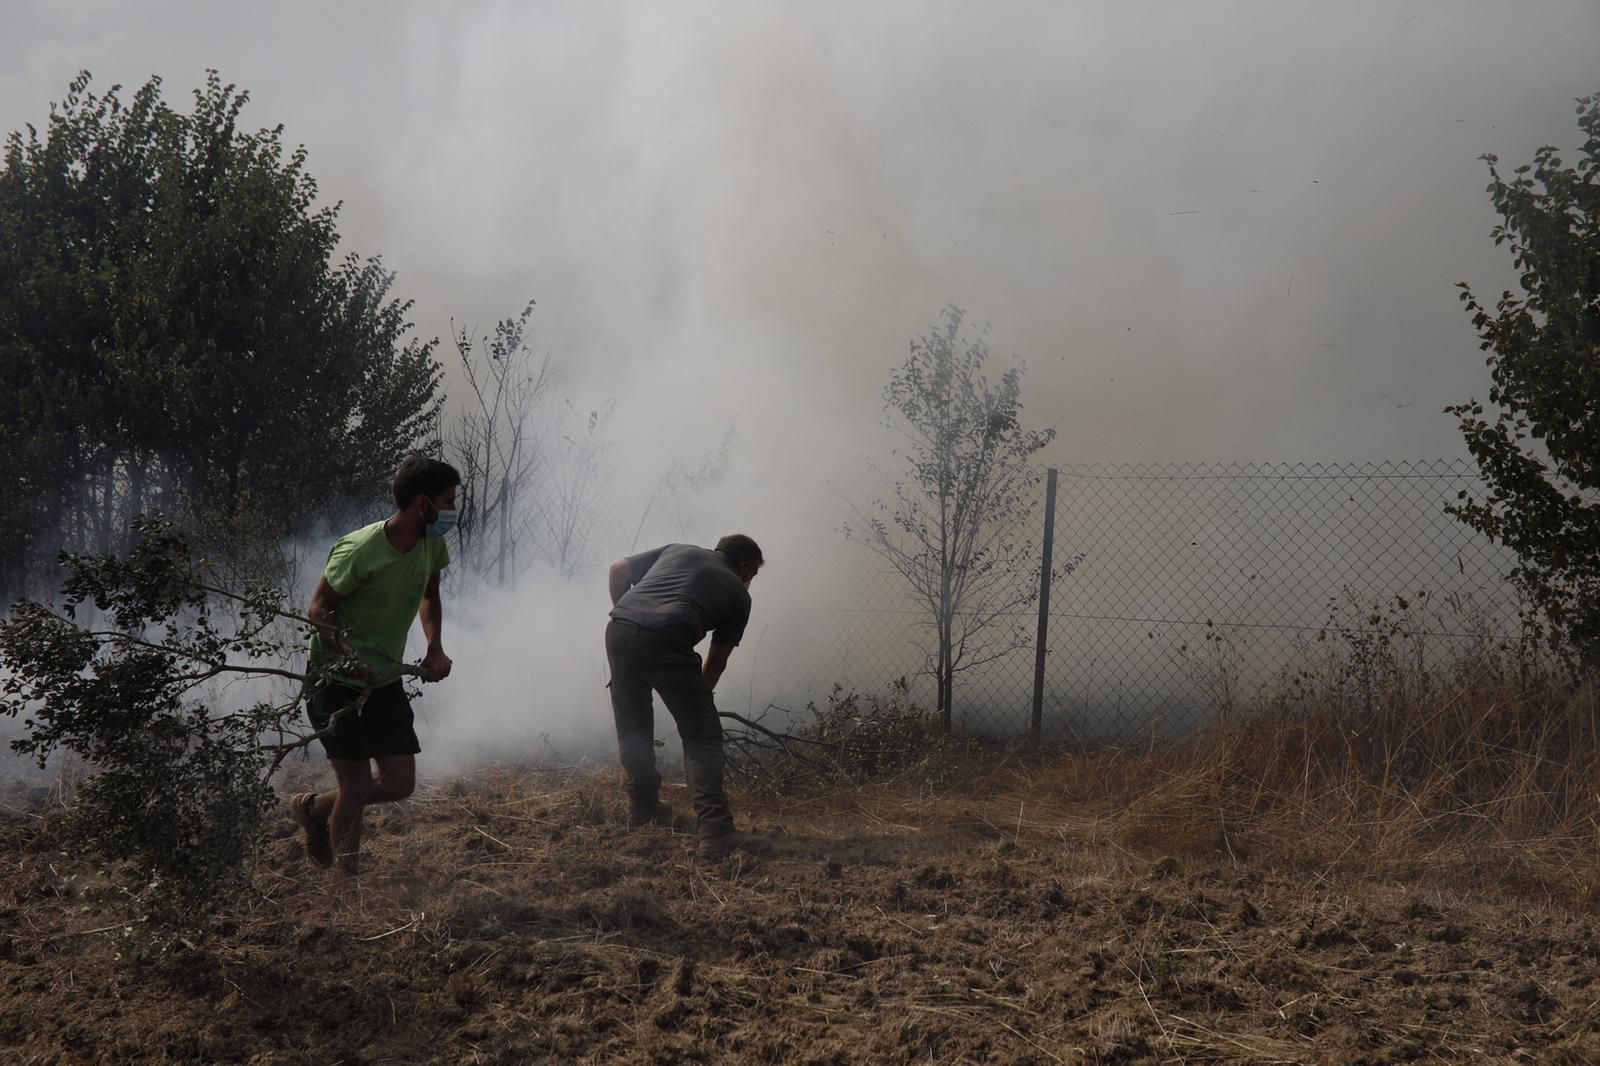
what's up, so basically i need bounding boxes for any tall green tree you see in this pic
[1447,91,1600,670]
[844,306,1066,731]
[0,71,441,594]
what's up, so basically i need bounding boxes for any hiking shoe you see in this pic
[697,830,772,860]
[290,792,333,868]
[628,801,677,829]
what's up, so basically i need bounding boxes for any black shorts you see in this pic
[305,681,421,762]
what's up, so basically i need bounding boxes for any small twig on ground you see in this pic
[359,911,424,941]
[471,825,515,851]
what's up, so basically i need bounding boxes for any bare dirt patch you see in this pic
[4,757,1599,1064]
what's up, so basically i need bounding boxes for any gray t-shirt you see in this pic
[610,544,753,646]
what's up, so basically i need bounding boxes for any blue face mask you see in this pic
[425,508,458,538]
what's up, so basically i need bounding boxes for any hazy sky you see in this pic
[6,1,1597,474]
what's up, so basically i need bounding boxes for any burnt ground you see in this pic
[3,758,1599,1064]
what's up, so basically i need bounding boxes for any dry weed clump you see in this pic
[724,680,974,794]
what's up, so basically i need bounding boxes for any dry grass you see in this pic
[4,654,1600,1062]
[1091,664,1600,907]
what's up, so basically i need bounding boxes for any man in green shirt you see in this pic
[290,455,459,875]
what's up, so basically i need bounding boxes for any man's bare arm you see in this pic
[608,559,632,606]
[703,642,736,689]
[419,570,451,682]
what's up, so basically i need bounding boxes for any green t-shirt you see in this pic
[308,520,450,680]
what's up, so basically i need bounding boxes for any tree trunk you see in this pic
[938,581,953,733]
[155,459,174,515]
[126,457,147,549]
[938,466,953,732]
[497,476,508,587]
[98,454,116,553]
[225,452,242,518]
[934,640,947,729]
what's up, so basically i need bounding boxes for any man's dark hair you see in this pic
[393,455,461,509]
[715,534,764,569]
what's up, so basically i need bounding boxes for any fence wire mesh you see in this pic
[800,459,1513,745]
[1031,460,1519,743]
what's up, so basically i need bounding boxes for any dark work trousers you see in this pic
[604,619,734,838]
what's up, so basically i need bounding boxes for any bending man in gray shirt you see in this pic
[606,534,768,859]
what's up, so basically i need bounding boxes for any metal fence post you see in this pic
[1029,467,1059,750]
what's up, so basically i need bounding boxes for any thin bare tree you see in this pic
[442,300,551,585]
[843,305,1072,732]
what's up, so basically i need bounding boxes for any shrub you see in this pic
[1,518,350,933]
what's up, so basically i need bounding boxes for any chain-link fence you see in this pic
[731,459,1520,746]
[453,457,1520,749]
[1028,460,1519,742]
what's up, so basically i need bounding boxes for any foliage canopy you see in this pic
[1447,91,1600,670]
[0,71,441,594]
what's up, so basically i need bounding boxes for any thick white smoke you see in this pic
[3,1,1599,773]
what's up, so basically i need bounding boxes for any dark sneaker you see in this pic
[698,830,772,860]
[291,792,333,868]
[628,801,677,829]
